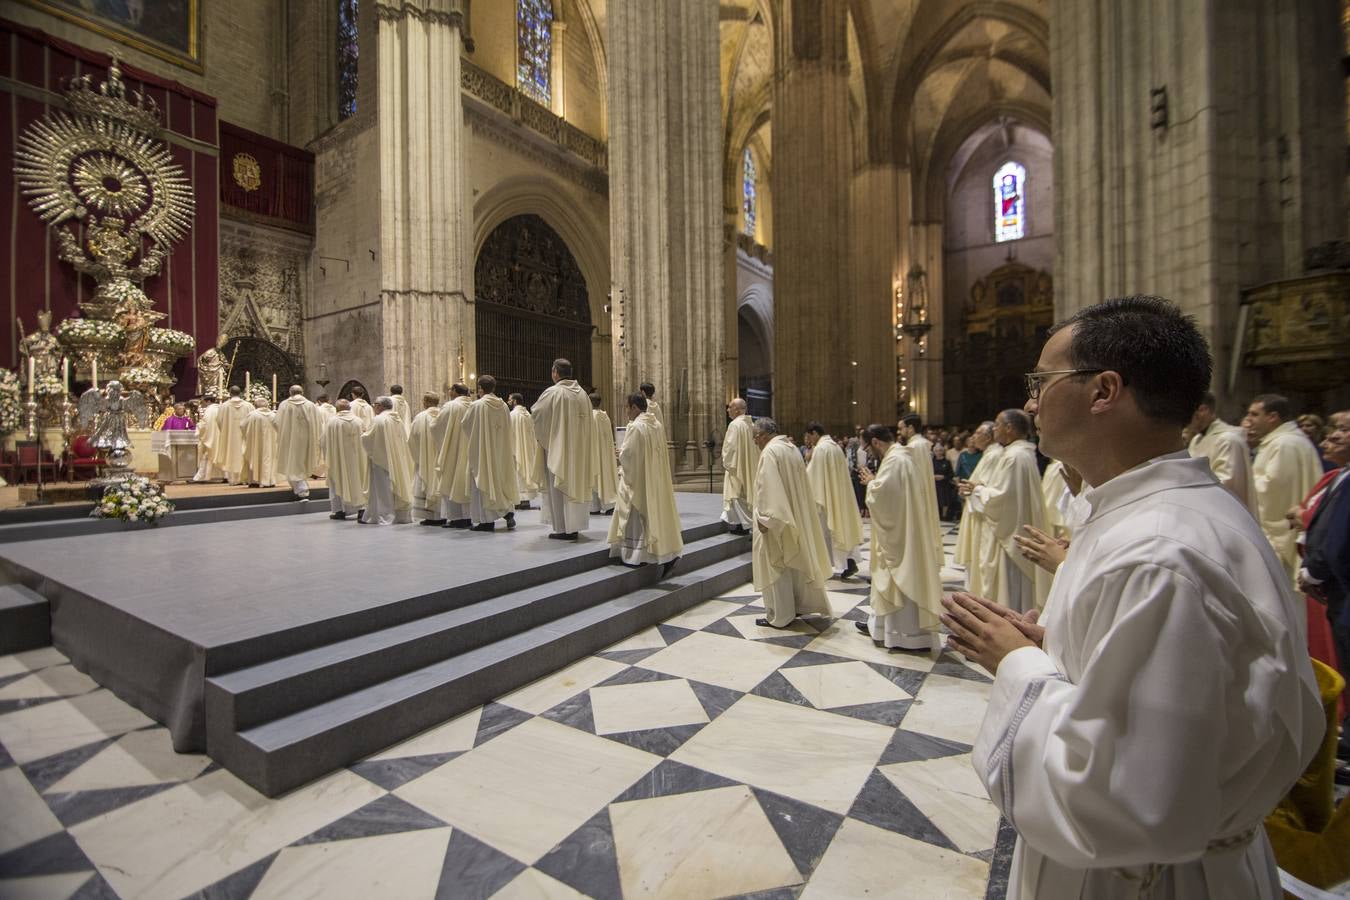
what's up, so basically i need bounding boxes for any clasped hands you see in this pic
[940,592,1043,674]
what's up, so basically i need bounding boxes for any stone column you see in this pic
[771,0,852,436]
[849,163,902,431]
[375,0,472,399]
[608,0,723,465]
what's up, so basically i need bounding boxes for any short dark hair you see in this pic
[639,382,655,398]
[315,394,329,404]
[204,393,218,403]
[901,413,922,431]
[999,409,1031,437]
[478,375,496,394]
[1199,391,1217,410]
[1049,295,1211,427]
[864,423,895,444]
[391,384,404,395]
[589,391,603,408]
[422,392,440,407]
[509,393,524,405]
[805,422,826,436]
[552,358,573,378]
[229,386,241,396]
[1253,393,1292,421]
[352,386,367,399]
[451,383,470,397]
[628,392,648,412]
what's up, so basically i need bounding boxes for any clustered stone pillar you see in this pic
[771,0,853,437]
[376,0,472,399]
[849,163,902,431]
[608,0,724,466]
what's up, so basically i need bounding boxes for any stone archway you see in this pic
[220,336,303,398]
[737,284,774,417]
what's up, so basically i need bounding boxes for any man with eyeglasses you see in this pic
[941,296,1321,900]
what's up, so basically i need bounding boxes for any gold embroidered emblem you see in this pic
[232,153,262,192]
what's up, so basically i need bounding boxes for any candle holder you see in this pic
[23,397,53,506]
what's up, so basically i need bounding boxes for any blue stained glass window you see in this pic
[993,161,1026,242]
[517,0,554,106]
[337,0,359,120]
[743,149,757,237]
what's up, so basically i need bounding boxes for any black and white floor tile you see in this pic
[0,523,1019,899]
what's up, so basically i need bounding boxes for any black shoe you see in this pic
[854,620,871,636]
[548,531,579,541]
[602,508,615,516]
[357,518,375,525]
[420,518,446,526]
[505,512,516,530]
[755,617,789,629]
[330,512,347,520]
[515,502,532,511]
[472,523,495,532]
[565,532,578,540]
[661,557,680,579]
[839,559,859,579]
[448,519,472,529]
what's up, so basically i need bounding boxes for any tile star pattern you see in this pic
[0,523,1025,899]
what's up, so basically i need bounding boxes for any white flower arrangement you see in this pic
[119,366,171,385]
[92,475,174,524]
[57,318,125,346]
[0,369,21,436]
[248,383,274,405]
[149,328,195,354]
[100,280,150,306]
[34,374,67,397]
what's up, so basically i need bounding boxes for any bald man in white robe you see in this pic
[804,425,863,578]
[532,359,594,540]
[321,400,367,519]
[609,393,683,573]
[460,376,519,531]
[274,386,322,499]
[721,397,759,534]
[239,399,277,488]
[212,388,254,484]
[954,422,1002,592]
[360,397,415,525]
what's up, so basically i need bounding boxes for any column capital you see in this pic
[374,0,466,29]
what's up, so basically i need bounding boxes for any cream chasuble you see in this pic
[1189,419,1257,514]
[969,440,1052,613]
[608,412,683,565]
[593,408,619,510]
[350,398,375,432]
[805,436,863,553]
[647,399,664,429]
[239,408,278,486]
[321,411,368,507]
[314,402,336,478]
[194,402,224,481]
[316,402,336,423]
[1252,420,1322,582]
[1041,460,1073,540]
[461,394,519,517]
[866,443,943,632]
[906,434,945,549]
[510,404,542,498]
[431,396,473,504]
[972,454,1321,900]
[721,414,760,519]
[362,411,415,503]
[212,396,254,478]
[954,442,1004,590]
[408,406,443,517]
[275,395,322,482]
[391,394,412,437]
[532,379,596,505]
[753,436,833,625]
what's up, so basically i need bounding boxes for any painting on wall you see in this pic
[15,0,201,71]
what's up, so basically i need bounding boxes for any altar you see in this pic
[151,430,198,481]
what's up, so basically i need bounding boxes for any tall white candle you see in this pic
[272,374,278,408]
[92,358,98,389]
[245,371,251,394]
[62,357,69,394]
[27,357,35,400]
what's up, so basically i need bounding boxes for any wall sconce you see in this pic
[900,266,932,357]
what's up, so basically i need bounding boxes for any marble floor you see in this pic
[0,523,1014,899]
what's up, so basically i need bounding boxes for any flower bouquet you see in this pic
[248,383,274,405]
[0,370,21,437]
[92,475,174,524]
[148,327,195,355]
[57,317,125,348]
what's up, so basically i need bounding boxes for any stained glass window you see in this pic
[993,161,1026,242]
[742,149,757,237]
[337,0,359,120]
[517,0,554,106]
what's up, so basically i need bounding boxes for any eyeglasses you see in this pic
[1023,369,1106,400]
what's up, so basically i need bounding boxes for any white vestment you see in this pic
[646,399,664,429]
[275,395,322,495]
[193,402,224,481]
[212,396,254,482]
[390,394,412,437]
[321,411,368,513]
[350,398,375,432]
[905,435,945,553]
[239,408,277,487]
[313,402,336,477]
[721,414,760,527]
[753,435,833,626]
[361,411,415,524]
[510,404,542,501]
[1188,419,1257,515]
[969,440,1052,612]
[1252,420,1322,584]
[866,443,943,651]
[592,408,619,513]
[462,394,519,525]
[432,395,473,522]
[1041,460,1074,541]
[408,406,443,520]
[608,412,683,565]
[955,443,1004,592]
[805,436,863,564]
[533,379,595,535]
[973,453,1322,900]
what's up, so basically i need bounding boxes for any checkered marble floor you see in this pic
[0,523,1014,899]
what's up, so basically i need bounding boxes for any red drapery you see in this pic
[0,17,219,396]
[219,122,315,233]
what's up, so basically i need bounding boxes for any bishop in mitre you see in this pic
[509,393,541,509]
[532,358,594,540]
[321,399,367,519]
[240,398,278,488]
[349,387,376,432]
[721,397,759,534]
[213,386,254,484]
[1245,393,1322,584]
[964,410,1052,613]
[461,375,520,531]
[640,381,664,428]
[313,394,336,478]
[408,392,444,523]
[857,424,943,651]
[360,397,415,524]
[192,394,225,482]
[752,418,833,628]
[275,385,322,499]
[804,424,863,578]
[954,422,1000,592]
[1188,391,1256,513]
[431,383,474,528]
[609,392,682,574]
[591,391,619,515]
[389,385,412,438]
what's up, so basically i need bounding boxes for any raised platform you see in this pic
[0,492,751,796]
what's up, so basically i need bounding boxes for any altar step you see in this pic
[0,581,50,655]
[204,521,751,796]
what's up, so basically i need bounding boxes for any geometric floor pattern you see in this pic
[0,522,1017,899]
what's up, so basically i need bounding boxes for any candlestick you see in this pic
[245,371,251,394]
[272,374,278,408]
[92,358,99,390]
[27,357,35,400]
[62,357,69,394]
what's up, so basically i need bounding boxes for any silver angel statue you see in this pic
[78,380,150,482]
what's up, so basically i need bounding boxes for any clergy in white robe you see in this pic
[954,422,1000,589]
[349,393,376,432]
[804,423,863,577]
[274,387,322,498]
[591,392,619,514]
[192,397,225,482]
[389,386,412,438]
[509,394,542,506]
[609,393,683,569]
[313,396,336,478]
[360,398,415,524]
[407,393,443,522]
[967,411,1052,613]
[752,420,833,628]
[531,359,594,539]
[321,400,368,517]
[212,389,254,484]
[431,386,474,526]
[1040,460,1074,540]
[859,425,943,651]
[640,381,665,430]
[899,414,945,554]
[943,299,1323,900]
[239,400,278,487]
[1245,394,1323,584]
[460,376,519,530]
[1188,392,1256,514]
[721,397,759,532]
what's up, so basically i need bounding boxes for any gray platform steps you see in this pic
[0,581,50,654]
[204,521,751,796]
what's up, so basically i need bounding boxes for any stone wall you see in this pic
[218,219,311,361]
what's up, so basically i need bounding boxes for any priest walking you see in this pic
[1245,393,1322,583]
[591,391,619,515]
[609,392,682,574]
[193,394,224,483]
[431,383,474,528]
[751,418,833,628]
[389,384,412,437]
[721,397,759,534]
[349,387,375,432]
[1188,392,1256,513]
[239,398,278,488]
[275,385,322,499]
[461,376,519,532]
[213,386,253,484]
[532,359,594,540]
[408,392,443,523]
[804,423,863,578]
[321,399,367,520]
[509,393,541,509]
[954,422,1000,592]
[360,396,415,524]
